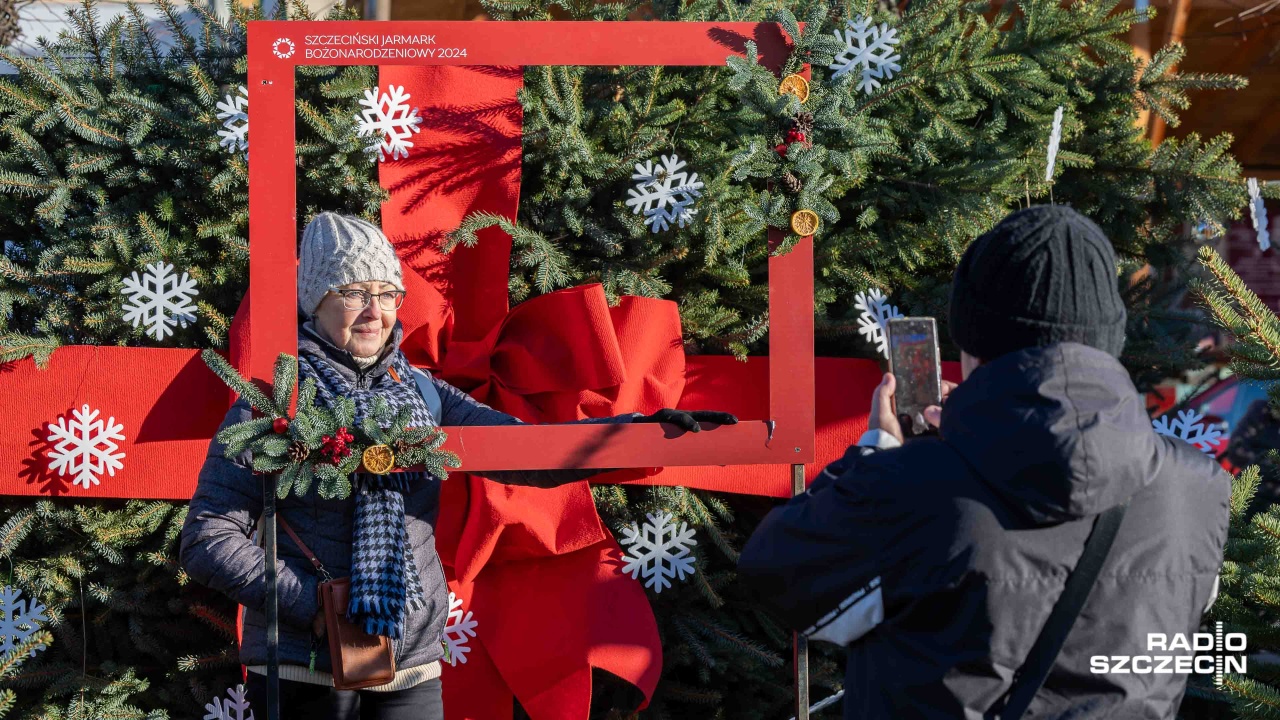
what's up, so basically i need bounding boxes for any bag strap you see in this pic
[276,514,332,582]
[996,501,1129,720]
[408,367,444,425]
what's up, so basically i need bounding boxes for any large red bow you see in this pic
[401,281,673,718]
[379,66,665,719]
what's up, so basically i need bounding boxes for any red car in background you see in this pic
[1150,376,1272,471]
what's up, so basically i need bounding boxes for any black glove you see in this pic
[633,409,738,433]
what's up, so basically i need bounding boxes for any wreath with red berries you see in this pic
[202,350,460,500]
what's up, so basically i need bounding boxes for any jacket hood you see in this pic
[297,319,404,383]
[940,342,1162,525]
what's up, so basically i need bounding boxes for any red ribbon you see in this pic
[379,65,664,719]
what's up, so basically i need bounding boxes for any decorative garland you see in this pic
[200,350,460,500]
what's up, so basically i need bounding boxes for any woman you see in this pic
[180,213,734,720]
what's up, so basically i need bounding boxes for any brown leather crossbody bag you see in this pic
[277,515,396,690]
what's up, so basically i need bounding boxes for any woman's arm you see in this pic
[431,373,734,487]
[179,399,319,629]
[433,376,633,488]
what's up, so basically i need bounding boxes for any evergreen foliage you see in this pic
[1184,247,1280,718]
[0,630,53,717]
[0,0,381,366]
[461,0,1247,371]
[0,500,233,719]
[201,350,460,498]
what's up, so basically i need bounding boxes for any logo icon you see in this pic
[272,38,295,59]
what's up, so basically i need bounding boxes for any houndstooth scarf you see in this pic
[297,342,436,640]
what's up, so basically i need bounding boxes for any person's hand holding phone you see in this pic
[869,373,958,444]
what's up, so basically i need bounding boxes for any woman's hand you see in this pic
[633,409,738,432]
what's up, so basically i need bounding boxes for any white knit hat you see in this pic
[297,212,404,315]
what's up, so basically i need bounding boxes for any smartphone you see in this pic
[886,317,942,437]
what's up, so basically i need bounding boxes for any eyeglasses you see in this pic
[329,286,407,312]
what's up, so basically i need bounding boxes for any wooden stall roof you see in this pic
[1141,0,1279,178]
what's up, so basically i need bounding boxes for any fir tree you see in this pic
[0,630,52,717]
[0,0,382,366]
[1186,244,1280,718]
[0,500,234,718]
[459,0,1246,369]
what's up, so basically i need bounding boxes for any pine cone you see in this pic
[783,171,803,194]
[0,0,20,48]
[287,440,310,464]
[394,438,415,455]
[793,111,814,135]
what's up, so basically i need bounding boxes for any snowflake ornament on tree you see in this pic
[1248,178,1271,252]
[204,684,254,720]
[46,404,127,489]
[215,85,249,155]
[854,289,903,359]
[619,512,697,593]
[120,261,199,340]
[355,85,423,162]
[443,591,477,666]
[1152,409,1225,454]
[829,16,902,95]
[0,586,47,658]
[625,153,704,233]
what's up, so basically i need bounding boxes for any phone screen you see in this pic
[887,317,941,435]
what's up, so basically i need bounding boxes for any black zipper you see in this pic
[432,545,450,661]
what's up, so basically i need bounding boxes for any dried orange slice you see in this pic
[362,444,396,474]
[778,74,810,103]
[790,209,820,236]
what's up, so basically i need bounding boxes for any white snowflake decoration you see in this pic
[619,512,697,593]
[443,591,477,666]
[355,85,423,162]
[120,261,199,340]
[829,16,902,96]
[1152,409,1225,454]
[215,85,249,155]
[204,684,254,720]
[1045,106,1064,182]
[1248,178,1271,252]
[854,288,903,359]
[0,586,47,658]
[46,404,127,489]
[625,153,704,233]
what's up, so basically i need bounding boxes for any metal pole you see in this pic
[792,463,809,720]
[263,473,280,720]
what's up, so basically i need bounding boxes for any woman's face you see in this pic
[313,280,399,358]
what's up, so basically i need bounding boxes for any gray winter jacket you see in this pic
[740,343,1230,719]
[180,320,629,675]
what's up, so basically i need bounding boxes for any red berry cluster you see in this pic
[775,129,811,157]
[320,427,355,464]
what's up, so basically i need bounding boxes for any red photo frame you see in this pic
[247,21,815,471]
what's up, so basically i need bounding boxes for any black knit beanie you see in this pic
[948,205,1127,360]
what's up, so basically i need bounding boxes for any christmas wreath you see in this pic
[201,350,460,500]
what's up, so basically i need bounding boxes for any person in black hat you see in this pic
[739,205,1230,719]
